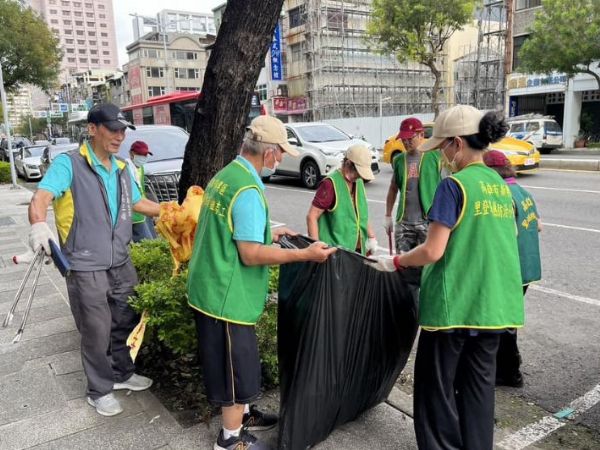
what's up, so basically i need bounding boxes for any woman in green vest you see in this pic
[306,144,378,255]
[370,105,524,450]
[484,150,542,389]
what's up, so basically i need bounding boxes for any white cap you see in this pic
[419,105,484,152]
[346,144,374,181]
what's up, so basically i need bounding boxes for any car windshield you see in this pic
[544,121,562,132]
[50,143,79,157]
[24,146,46,157]
[294,125,350,143]
[119,127,189,162]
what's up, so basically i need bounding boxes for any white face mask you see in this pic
[441,140,460,173]
[260,149,279,177]
[132,155,148,167]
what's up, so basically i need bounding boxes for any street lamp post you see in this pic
[0,59,18,188]
[379,95,392,151]
[157,14,172,93]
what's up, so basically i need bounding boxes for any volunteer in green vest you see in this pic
[384,117,442,253]
[484,150,542,389]
[369,105,524,450]
[27,103,161,417]
[306,144,377,255]
[187,115,336,450]
[128,140,158,242]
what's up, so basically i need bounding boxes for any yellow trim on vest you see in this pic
[80,141,127,169]
[188,302,257,326]
[53,188,75,244]
[448,176,467,230]
[227,186,266,234]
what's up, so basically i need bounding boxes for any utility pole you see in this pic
[379,95,391,150]
[0,59,18,188]
[157,13,171,93]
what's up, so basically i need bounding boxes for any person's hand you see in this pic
[28,222,55,255]
[271,226,298,243]
[304,241,337,263]
[365,237,378,256]
[384,216,394,235]
[367,255,397,272]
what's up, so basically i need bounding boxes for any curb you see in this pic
[540,159,600,171]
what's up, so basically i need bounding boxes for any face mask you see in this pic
[441,140,460,173]
[260,150,279,177]
[132,155,148,167]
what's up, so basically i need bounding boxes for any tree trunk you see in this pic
[177,0,284,202]
[424,61,442,118]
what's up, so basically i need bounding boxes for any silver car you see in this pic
[279,122,380,189]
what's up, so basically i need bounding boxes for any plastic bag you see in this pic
[277,236,419,450]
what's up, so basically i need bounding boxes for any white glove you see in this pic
[365,237,378,255]
[28,222,55,255]
[367,255,398,272]
[384,216,394,235]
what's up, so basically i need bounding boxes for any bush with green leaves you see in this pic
[0,162,11,184]
[129,238,280,384]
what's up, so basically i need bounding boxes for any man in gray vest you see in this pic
[27,103,161,416]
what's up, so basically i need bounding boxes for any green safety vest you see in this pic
[187,160,272,325]
[317,170,369,254]
[509,183,542,285]
[131,165,146,224]
[393,150,442,222]
[420,163,524,330]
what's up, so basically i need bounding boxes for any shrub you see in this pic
[0,162,11,184]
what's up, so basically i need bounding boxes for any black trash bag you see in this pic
[277,236,419,450]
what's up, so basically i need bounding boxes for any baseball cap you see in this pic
[397,117,424,140]
[346,144,374,181]
[87,103,136,131]
[130,140,153,156]
[246,115,299,157]
[419,105,483,152]
[483,150,510,168]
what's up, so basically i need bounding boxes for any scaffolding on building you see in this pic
[454,0,507,111]
[296,0,446,121]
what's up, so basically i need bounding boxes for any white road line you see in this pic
[521,185,600,195]
[497,383,600,450]
[529,285,600,307]
[542,222,600,234]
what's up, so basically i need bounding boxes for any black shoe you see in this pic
[496,372,524,388]
[214,428,271,450]
[242,405,278,431]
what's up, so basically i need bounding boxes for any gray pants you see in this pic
[66,260,140,399]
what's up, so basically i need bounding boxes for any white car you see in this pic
[507,115,563,154]
[277,122,380,189]
[15,145,47,180]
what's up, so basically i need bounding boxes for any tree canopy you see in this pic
[518,0,600,89]
[0,0,62,93]
[367,0,478,116]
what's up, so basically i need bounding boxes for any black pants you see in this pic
[496,285,528,380]
[414,330,500,450]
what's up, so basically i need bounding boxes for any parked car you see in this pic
[15,145,47,180]
[0,136,31,161]
[52,137,71,145]
[39,143,79,177]
[279,122,380,189]
[507,115,563,154]
[383,122,540,173]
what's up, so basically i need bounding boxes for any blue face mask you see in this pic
[132,155,148,167]
[260,149,279,177]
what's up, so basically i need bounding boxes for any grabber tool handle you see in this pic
[13,250,45,343]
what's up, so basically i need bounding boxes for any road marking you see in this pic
[542,222,600,234]
[529,285,600,307]
[497,383,600,450]
[521,185,600,195]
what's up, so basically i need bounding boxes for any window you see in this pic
[64,29,72,34]
[49,9,57,14]
[51,19,59,24]
[68,57,76,63]
[91,58,99,64]
[192,16,206,32]
[190,68,199,79]
[509,123,525,133]
[257,83,268,101]
[76,30,84,35]
[143,49,161,58]
[90,49,97,55]
[75,21,83,26]
[61,0,69,5]
[102,50,110,56]
[66,38,73,44]
[73,2,81,6]
[101,32,108,37]
[99,14,106,19]
[327,10,348,29]
[289,6,305,28]
[79,57,87,63]
[146,67,164,78]
[97,3,104,9]
[87,22,95,27]
[147,86,165,97]
[85,2,92,7]
[78,49,86,54]
[66,48,74,54]
[515,0,542,10]
[49,0,57,4]
[89,31,96,36]
[51,28,59,34]
[100,23,107,28]
[74,11,82,17]
[86,12,94,18]
[62,10,71,15]
[89,40,96,45]
[102,41,109,47]
[290,43,303,62]
[526,122,540,132]
[63,19,71,25]
[512,35,529,70]
[172,51,198,60]
[77,39,85,45]
[103,59,111,64]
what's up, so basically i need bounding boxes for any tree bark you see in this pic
[177,0,284,202]
[424,61,442,118]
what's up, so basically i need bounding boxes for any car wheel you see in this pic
[301,160,321,189]
[539,148,552,154]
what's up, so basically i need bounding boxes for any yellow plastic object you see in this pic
[155,185,205,274]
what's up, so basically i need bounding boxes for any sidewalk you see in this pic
[539,148,600,171]
[0,184,417,450]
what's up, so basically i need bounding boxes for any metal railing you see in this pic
[145,172,181,202]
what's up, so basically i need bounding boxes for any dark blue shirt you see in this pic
[427,177,463,229]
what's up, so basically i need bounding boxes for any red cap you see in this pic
[397,117,424,140]
[483,150,510,168]
[130,140,153,156]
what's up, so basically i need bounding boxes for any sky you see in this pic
[113,0,224,66]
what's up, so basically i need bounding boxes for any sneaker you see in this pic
[113,373,153,391]
[214,428,271,450]
[87,393,123,416]
[242,405,278,431]
[496,372,524,388]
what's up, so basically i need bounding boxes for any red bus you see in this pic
[121,91,264,133]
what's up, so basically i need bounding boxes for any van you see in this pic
[507,115,563,154]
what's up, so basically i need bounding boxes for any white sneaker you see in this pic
[113,373,153,391]
[87,393,123,416]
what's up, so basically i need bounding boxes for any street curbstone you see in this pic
[540,159,600,171]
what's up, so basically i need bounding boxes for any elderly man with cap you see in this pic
[27,103,161,416]
[384,117,442,254]
[306,144,377,255]
[187,115,336,450]
[127,140,158,242]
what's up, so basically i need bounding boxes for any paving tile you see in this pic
[49,349,82,375]
[54,370,86,400]
[0,315,76,344]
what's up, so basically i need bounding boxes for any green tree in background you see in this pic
[367,0,478,117]
[518,0,600,89]
[0,0,62,93]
